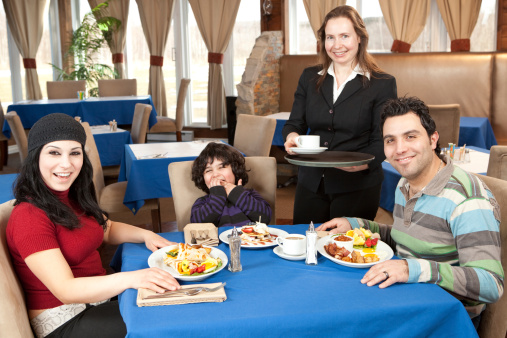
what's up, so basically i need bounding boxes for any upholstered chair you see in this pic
[233,114,276,157]
[487,145,507,181]
[98,79,137,97]
[0,101,9,170]
[428,104,461,146]
[168,156,277,231]
[46,80,86,99]
[5,112,28,164]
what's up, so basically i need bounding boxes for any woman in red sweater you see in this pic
[7,113,180,338]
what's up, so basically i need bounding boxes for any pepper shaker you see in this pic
[228,227,242,272]
[305,222,318,265]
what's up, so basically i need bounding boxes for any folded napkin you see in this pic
[183,223,219,246]
[137,283,227,307]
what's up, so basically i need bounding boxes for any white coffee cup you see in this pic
[295,135,320,149]
[276,234,306,256]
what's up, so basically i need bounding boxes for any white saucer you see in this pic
[273,246,306,261]
[290,147,327,155]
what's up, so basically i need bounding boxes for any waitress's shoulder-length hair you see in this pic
[13,145,108,230]
[315,5,385,90]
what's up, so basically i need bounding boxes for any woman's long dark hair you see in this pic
[13,145,108,230]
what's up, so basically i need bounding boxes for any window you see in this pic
[288,0,497,54]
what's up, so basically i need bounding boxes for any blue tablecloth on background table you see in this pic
[111,224,477,338]
[92,129,132,167]
[3,96,158,138]
[273,116,497,149]
[380,146,490,212]
[0,174,17,203]
[459,117,497,150]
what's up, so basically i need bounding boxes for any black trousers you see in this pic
[293,179,382,225]
[46,300,127,338]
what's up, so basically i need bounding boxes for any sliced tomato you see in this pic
[189,267,197,275]
[196,265,206,273]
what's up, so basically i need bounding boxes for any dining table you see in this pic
[380,146,490,212]
[90,125,133,166]
[118,141,214,214]
[0,173,17,204]
[268,113,497,150]
[2,95,158,138]
[110,223,477,337]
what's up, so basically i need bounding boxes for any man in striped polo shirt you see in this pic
[317,96,503,327]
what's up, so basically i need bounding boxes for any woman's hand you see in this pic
[221,179,241,195]
[143,231,176,252]
[316,218,352,234]
[284,132,300,154]
[127,267,180,293]
[335,164,369,172]
[361,260,409,288]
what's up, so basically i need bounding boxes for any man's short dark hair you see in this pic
[380,96,441,156]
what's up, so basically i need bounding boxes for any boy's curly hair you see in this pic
[191,142,249,193]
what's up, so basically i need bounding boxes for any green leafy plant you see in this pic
[51,2,121,97]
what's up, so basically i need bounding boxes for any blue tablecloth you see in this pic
[111,224,477,338]
[273,116,497,149]
[0,173,17,203]
[92,129,132,167]
[380,146,490,212]
[3,96,158,138]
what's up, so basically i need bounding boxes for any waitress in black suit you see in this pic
[283,5,397,224]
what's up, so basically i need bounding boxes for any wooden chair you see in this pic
[82,122,162,233]
[487,145,507,181]
[98,79,137,97]
[168,156,277,231]
[5,112,28,164]
[474,174,507,338]
[0,199,35,338]
[46,80,86,99]
[428,104,461,146]
[0,101,9,170]
[130,103,152,144]
[149,78,191,141]
[234,114,277,157]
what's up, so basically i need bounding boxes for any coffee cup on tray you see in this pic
[276,234,306,256]
[295,135,320,149]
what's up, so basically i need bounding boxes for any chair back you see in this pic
[475,174,507,338]
[169,156,277,231]
[82,122,105,199]
[0,100,7,141]
[131,104,152,144]
[46,80,86,99]
[0,200,35,338]
[487,145,507,181]
[5,112,28,163]
[175,78,191,132]
[234,114,276,157]
[98,79,137,97]
[428,104,461,145]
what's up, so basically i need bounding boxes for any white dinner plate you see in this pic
[148,245,228,281]
[289,147,327,155]
[317,235,394,268]
[219,227,289,249]
[273,246,306,261]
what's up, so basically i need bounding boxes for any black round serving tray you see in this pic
[285,151,374,168]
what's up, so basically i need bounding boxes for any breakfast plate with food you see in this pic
[316,228,394,268]
[148,243,228,281]
[219,222,288,249]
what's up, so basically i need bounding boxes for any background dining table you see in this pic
[2,95,158,138]
[268,113,497,150]
[380,146,490,212]
[110,224,477,338]
[0,173,17,204]
[90,125,133,166]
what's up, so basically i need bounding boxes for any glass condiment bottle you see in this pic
[305,222,318,265]
[228,226,242,272]
[465,149,471,163]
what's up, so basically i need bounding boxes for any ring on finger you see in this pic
[383,271,389,279]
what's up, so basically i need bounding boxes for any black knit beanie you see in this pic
[28,113,86,153]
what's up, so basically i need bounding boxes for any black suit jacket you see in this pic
[282,66,397,194]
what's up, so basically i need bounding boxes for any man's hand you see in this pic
[361,260,409,288]
[316,218,352,234]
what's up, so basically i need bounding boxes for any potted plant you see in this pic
[51,2,121,97]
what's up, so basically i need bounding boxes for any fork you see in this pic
[143,282,226,300]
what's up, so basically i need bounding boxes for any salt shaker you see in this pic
[228,226,242,272]
[465,149,471,163]
[305,222,318,265]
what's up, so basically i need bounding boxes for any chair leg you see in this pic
[150,199,162,233]
[176,131,182,142]
[0,140,7,170]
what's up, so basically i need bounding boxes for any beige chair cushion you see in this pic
[150,116,177,133]
[131,104,152,144]
[0,200,35,338]
[487,146,507,181]
[428,104,460,146]
[46,80,86,99]
[169,156,277,231]
[234,115,277,157]
[5,112,28,163]
[98,79,137,97]
[474,174,507,338]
